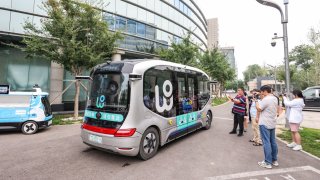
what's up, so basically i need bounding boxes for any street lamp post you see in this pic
[257,0,290,128]
[256,0,290,96]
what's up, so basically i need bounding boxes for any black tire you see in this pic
[204,111,212,130]
[21,121,38,135]
[138,127,160,160]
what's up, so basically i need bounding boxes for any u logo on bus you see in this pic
[155,80,173,113]
[96,95,105,109]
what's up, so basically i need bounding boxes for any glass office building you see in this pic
[0,0,207,110]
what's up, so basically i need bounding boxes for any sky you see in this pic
[195,0,320,79]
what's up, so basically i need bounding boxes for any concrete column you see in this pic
[49,62,64,105]
[111,50,125,61]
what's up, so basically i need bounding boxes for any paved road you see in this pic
[0,103,319,180]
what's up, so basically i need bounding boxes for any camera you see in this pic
[253,93,260,100]
[271,39,276,47]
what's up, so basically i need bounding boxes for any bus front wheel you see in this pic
[21,121,39,135]
[138,127,160,160]
[204,111,212,130]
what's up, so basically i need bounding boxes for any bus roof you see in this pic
[122,59,209,78]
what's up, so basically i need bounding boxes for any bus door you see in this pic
[186,74,200,133]
[175,73,189,137]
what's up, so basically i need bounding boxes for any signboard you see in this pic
[0,85,10,94]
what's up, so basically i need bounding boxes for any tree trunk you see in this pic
[74,79,80,120]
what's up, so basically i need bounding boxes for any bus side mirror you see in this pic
[129,74,142,81]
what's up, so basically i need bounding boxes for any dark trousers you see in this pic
[232,113,244,134]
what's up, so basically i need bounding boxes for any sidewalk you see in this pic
[277,110,320,129]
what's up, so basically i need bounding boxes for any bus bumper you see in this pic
[81,128,142,156]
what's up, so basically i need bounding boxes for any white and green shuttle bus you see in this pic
[81,59,213,160]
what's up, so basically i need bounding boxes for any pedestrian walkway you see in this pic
[277,110,320,129]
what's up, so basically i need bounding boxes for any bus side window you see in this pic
[197,75,210,110]
[143,67,176,118]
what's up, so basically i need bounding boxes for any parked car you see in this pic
[302,86,320,111]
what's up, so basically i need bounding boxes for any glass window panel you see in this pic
[174,0,179,9]
[127,20,137,34]
[168,21,174,34]
[12,0,35,13]
[125,35,137,50]
[32,16,43,30]
[0,45,50,92]
[138,0,147,7]
[179,1,184,12]
[126,3,137,19]
[0,0,12,8]
[116,0,127,16]
[146,12,155,25]
[161,31,169,45]
[146,25,155,40]
[146,0,155,11]
[155,0,161,14]
[137,8,146,22]
[10,12,32,34]
[34,0,47,15]
[115,16,126,31]
[137,23,146,37]
[0,10,10,32]
[162,18,168,32]
[161,2,169,18]
[103,13,115,30]
[105,0,116,13]
[156,29,162,42]
[154,15,161,28]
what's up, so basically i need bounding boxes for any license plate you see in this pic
[48,120,52,126]
[88,134,102,144]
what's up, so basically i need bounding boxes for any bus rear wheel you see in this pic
[204,111,212,130]
[21,121,38,135]
[138,127,159,160]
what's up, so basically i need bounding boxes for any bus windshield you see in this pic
[88,73,130,111]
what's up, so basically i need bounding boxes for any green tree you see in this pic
[225,80,245,91]
[243,64,267,84]
[158,32,199,67]
[200,48,236,94]
[289,44,315,70]
[21,0,122,119]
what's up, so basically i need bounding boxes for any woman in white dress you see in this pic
[283,90,305,151]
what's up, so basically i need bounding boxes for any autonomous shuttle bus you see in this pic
[81,60,213,160]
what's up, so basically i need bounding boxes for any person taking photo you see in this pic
[255,85,279,169]
[283,90,305,151]
[227,87,246,137]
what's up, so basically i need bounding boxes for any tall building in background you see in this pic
[0,0,208,111]
[220,47,236,73]
[207,18,219,49]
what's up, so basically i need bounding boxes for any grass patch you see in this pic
[52,114,83,125]
[278,127,320,158]
[212,97,229,106]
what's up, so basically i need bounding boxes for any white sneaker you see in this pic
[258,161,272,169]
[272,161,279,167]
[287,142,296,148]
[293,145,302,151]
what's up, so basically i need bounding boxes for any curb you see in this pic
[276,137,320,161]
[213,101,231,108]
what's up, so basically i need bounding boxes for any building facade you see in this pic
[0,0,208,111]
[220,47,236,70]
[207,18,218,49]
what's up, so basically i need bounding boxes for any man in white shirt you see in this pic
[255,85,279,169]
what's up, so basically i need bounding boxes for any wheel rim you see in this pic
[143,132,157,154]
[206,114,212,127]
[24,122,36,133]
